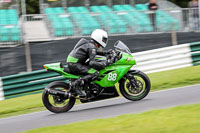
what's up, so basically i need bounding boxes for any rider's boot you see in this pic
[72,79,86,97]
[72,72,99,97]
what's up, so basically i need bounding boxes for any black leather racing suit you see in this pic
[67,38,108,82]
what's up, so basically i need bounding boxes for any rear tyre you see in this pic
[119,71,151,101]
[42,81,76,113]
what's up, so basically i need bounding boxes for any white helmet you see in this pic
[91,29,108,48]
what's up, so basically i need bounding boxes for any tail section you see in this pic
[44,62,80,79]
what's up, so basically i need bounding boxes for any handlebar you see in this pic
[107,50,122,64]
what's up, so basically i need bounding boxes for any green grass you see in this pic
[0,93,44,118]
[23,103,200,133]
[148,65,200,91]
[0,66,200,119]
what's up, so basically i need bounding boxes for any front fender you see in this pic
[119,70,141,83]
[128,70,141,74]
[119,70,142,82]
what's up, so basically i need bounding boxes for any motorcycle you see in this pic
[42,40,151,113]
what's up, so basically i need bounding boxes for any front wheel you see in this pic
[42,81,76,113]
[119,71,151,101]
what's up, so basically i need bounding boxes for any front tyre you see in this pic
[119,71,151,101]
[42,81,76,113]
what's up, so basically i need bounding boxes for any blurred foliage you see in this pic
[0,0,17,10]
[0,0,193,14]
[168,0,190,8]
[26,0,39,14]
[25,0,193,14]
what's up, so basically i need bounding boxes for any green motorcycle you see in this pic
[42,41,151,113]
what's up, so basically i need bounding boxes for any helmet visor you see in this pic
[102,37,108,44]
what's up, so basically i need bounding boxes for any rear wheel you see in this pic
[119,71,151,101]
[42,81,76,113]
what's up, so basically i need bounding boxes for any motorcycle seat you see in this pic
[64,66,71,73]
[60,63,71,73]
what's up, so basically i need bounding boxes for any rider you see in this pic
[66,29,113,96]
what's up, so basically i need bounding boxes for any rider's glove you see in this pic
[104,58,114,66]
[108,49,114,54]
[104,49,114,55]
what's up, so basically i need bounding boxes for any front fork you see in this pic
[125,73,139,89]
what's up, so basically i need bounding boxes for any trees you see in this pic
[26,0,39,14]
[23,0,191,14]
[168,0,190,8]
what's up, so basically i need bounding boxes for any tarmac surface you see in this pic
[0,84,200,133]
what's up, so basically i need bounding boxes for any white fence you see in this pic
[132,43,193,73]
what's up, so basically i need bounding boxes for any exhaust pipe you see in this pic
[45,88,69,99]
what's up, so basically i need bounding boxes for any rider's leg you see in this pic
[72,69,98,96]
[68,63,98,96]
[73,70,99,85]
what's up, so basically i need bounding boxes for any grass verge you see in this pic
[148,65,200,91]
[23,103,200,133]
[0,66,200,119]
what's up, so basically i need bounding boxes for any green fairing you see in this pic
[94,53,136,87]
[94,65,132,87]
[44,63,80,79]
[44,53,136,87]
[88,68,97,74]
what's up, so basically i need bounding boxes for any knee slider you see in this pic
[92,71,99,80]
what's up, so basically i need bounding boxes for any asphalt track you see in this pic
[1,84,200,133]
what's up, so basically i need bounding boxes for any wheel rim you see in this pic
[124,74,147,98]
[46,86,71,109]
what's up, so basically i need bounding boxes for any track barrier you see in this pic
[0,42,200,100]
[0,70,66,100]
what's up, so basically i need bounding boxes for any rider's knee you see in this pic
[91,71,99,80]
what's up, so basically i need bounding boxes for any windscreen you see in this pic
[114,40,131,54]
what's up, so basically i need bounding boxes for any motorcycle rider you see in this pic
[66,29,113,96]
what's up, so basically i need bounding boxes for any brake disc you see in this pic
[126,80,143,94]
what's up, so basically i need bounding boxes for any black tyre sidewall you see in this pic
[119,71,151,101]
[42,81,76,113]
